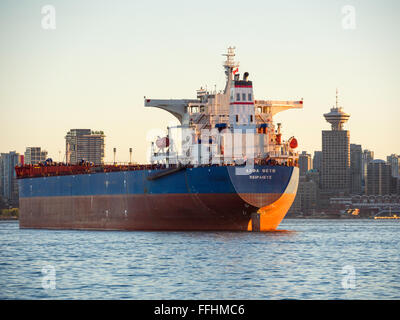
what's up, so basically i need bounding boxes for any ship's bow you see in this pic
[227,165,299,231]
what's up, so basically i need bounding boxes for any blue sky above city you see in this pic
[0,0,399,163]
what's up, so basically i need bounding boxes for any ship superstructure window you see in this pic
[250,115,253,122]
[236,93,240,101]
[236,115,239,122]
[242,93,246,101]
[248,93,252,101]
[190,106,200,113]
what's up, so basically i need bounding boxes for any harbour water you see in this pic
[0,219,399,300]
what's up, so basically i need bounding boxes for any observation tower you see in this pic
[323,89,350,130]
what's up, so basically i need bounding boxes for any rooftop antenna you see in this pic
[336,88,339,108]
[113,147,116,164]
[129,148,133,164]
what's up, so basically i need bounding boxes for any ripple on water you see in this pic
[0,219,399,299]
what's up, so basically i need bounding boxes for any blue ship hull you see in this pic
[18,165,299,231]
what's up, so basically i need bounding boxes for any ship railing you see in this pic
[15,157,299,179]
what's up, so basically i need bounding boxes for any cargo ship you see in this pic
[16,48,302,231]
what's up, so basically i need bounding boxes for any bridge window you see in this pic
[189,106,196,113]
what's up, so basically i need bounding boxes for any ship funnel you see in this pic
[243,72,249,81]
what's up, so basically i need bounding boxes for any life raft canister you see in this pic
[289,137,298,149]
[156,137,169,148]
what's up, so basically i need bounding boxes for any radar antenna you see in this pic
[222,46,239,93]
[222,46,239,69]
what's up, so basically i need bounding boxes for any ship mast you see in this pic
[222,46,239,94]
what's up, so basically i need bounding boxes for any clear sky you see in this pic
[0,0,399,163]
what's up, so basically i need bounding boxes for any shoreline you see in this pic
[0,208,19,221]
[0,217,18,221]
[286,216,373,220]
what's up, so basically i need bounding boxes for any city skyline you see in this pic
[2,1,400,303]
[1,0,399,163]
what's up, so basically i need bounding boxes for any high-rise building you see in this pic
[387,154,399,178]
[313,151,322,172]
[366,160,391,195]
[321,90,351,194]
[289,169,319,215]
[306,169,320,186]
[0,151,23,207]
[350,144,362,194]
[65,129,105,165]
[390,176,399,195]
[298,151,312,176]
[24,147,48,165]
[288,191,301,215]
[362,149,374,190]
[305,169,320,210]
[397,178,400,195]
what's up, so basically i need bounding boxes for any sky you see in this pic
[0,0,399,163]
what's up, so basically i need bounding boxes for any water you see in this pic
[0,219,399,300]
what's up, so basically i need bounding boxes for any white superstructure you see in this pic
[144,47,303,166]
